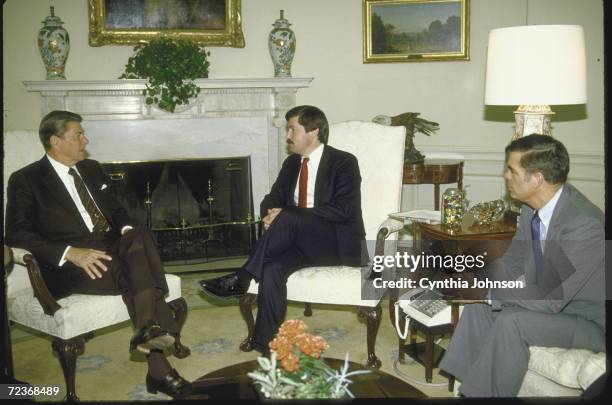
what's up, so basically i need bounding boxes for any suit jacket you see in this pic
[489,184,605,331]
[5,156,130,278]
[260,145,366,266]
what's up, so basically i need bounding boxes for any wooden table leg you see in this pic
[447,303,460,392]
[425,333,434,383]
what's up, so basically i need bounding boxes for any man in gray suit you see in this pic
[439,134,605,396]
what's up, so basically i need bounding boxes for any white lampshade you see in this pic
[484,25,587,106]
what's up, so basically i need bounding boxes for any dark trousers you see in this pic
[244,209,341,346]
[439,303,605,396]
[57,227,178,334]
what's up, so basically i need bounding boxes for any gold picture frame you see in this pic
[88,0,245,47]
[363,0,469,63]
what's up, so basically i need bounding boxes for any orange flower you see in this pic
[294,333,329,359]
[279,352,300,372]
[269,335,292,360]
[277,319,307,341]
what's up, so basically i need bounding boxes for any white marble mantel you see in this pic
[24,78,313,212]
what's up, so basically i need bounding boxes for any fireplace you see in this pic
[102,157,256,264]
[24,78,312,266]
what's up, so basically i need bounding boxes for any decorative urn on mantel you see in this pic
[37,6,70,80]
[268,10,296,78]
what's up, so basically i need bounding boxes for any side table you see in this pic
[398,217,517,390]
[403,159,463,210]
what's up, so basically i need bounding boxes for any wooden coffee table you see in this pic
[187,358,427,399]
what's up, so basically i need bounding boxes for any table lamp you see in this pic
[484,25,587,138]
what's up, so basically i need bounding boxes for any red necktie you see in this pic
[298,157,309,208]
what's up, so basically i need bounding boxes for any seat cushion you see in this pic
[9,273,182,340]
[247,266,380,307]
[524,346,606,391]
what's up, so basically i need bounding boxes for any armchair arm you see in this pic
[374,218,404,256]
[9,247,61,316]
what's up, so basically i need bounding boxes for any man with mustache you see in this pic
[200,105,366,352]
[5,110,192,398]
[439,134,605,396]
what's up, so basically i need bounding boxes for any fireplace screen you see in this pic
[102,157,256,264]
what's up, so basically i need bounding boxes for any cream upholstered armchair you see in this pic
[238,121,407,368]
[3,130,190,401]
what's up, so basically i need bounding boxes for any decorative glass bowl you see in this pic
[469,199,506,224]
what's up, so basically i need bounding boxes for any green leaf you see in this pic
[118,36,210,112]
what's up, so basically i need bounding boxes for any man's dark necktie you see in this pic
[298,157,309,208]
[68,168,109,232]
[531,211,543,274]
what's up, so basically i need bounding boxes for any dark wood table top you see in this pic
[189,357,427,399]
[403,159,463,185]
[418,217,517,240]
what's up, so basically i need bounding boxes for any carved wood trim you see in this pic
[23,254,61,316]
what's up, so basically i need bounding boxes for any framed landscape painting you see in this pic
[88,0,245,47]
[363,0,469,63]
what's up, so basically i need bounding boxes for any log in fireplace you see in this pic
[102,157,257,264]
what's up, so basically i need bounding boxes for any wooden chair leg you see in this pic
[239,293,257,352]
[52,336,84,402]
[358,305,382,369]
[303,303,312,317]
[168,297,191,358]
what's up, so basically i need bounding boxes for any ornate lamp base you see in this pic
[513,105,554,139]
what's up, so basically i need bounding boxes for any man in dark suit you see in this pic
[5,111,192,398]
[200,105,365,350]
[439,134,605,396]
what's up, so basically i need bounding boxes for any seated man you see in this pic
[200,105,366,352]
[439,134,605,396]
[5,111,192,398]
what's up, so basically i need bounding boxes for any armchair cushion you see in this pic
[247,266,378,307]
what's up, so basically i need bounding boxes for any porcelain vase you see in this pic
[268,10,295,78]
[37,6,70,80]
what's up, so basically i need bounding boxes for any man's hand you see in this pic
[262,208,283,230]
[65,247,112,280]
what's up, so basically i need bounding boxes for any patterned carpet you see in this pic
[10,271,454,401]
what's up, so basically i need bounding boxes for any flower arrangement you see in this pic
[247,320,371,399]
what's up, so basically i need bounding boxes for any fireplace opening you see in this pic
[102,157,257,265]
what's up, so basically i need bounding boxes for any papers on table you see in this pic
[389,210,441,224]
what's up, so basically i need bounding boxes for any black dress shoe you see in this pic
[199,273,247,299]
[146,368,192,398]
[130,320,175,354]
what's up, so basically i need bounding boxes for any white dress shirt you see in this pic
[536,185,564,253]
[293,143,324,208]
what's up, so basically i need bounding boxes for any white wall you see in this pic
[3,0,604,210]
